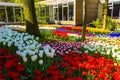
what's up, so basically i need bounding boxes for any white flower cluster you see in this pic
[67,33,79,37]
[115,28,120,32]
[83,40,120,60]
[0,26,55,65]
[6,25,25,29]
[39,26,56,30]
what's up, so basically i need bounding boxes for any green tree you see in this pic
[1,0,41,37]
[81,0,87,42]
[103,0,108,29]
[23,0,41,37]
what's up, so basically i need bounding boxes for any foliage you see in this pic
[35,5,51,25]
[67,36,77,41]
[92,17,117,31]
[92,19,102,28]
[40,29,80,42]
[40,29,54,39]
[107,17,117,31]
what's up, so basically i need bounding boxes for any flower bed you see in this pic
[42,41,84,54]
[54,26,94,39]
[1,25,120,80]
[87,27,110,34]
[109,32,120,37]
[88,37,120,48]
[0,48,25,80]
[1,48,120,80]
[61,26,85,32]
[0,26,55,66]
[82,38,120,61]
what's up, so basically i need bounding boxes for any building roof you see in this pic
[100,0,120,3]
[0,2,22,6]
[37,0,74,5]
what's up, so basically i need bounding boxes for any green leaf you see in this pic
[21,76,28,80]
[26,68,32,73]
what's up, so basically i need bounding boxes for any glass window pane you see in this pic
[69,2,74,21]
[7,6,14,22]
[0,8,6,22]
[63,7,68,20]
[54,8,58,20]
[59,4,62,20]
[15,9,22,22]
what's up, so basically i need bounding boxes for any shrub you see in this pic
[92,17,117,31]
[92,19,102,28]
[107,17,117,31]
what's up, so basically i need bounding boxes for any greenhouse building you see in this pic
[37,0,99,25]
[0,2,23,24]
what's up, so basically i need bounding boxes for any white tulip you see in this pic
[25,33,28,35]
[18,46,23,51]
[23,43,25,47]
[39,50,44,57]
[44,45,51,50]
[35,37,39,41]
[114,63,118,66]
[3,42,6,45]
[35,49,38,53]
[65,51,68,54]
[29,40,33,44]
[18,51,26,58]
[8,43,12,47]
[28,50,35,56]
[23,57,27,62]
[16,51,20,55]
[31,55,37,62]
[30,45,35,50]
[116,57,120,60]
[26,41,30,45]
[51,48,55,54]
[85,50,89,53]
[112,54,116,58]
[25,46,29,50]
[106,49,111,55]
[39,60,43,65]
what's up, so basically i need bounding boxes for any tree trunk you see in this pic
[81,0,87,42]
[103,0,108,29]
[23,0,41,37]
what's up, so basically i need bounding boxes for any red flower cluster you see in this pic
[34,70,44,80]
[1,48,120,80]
[61,26,88,32]
[42,52,120,80]
[0,48,25,80]
[54,30,93,38]
[54,26,93,38]
[54,30,68,37]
